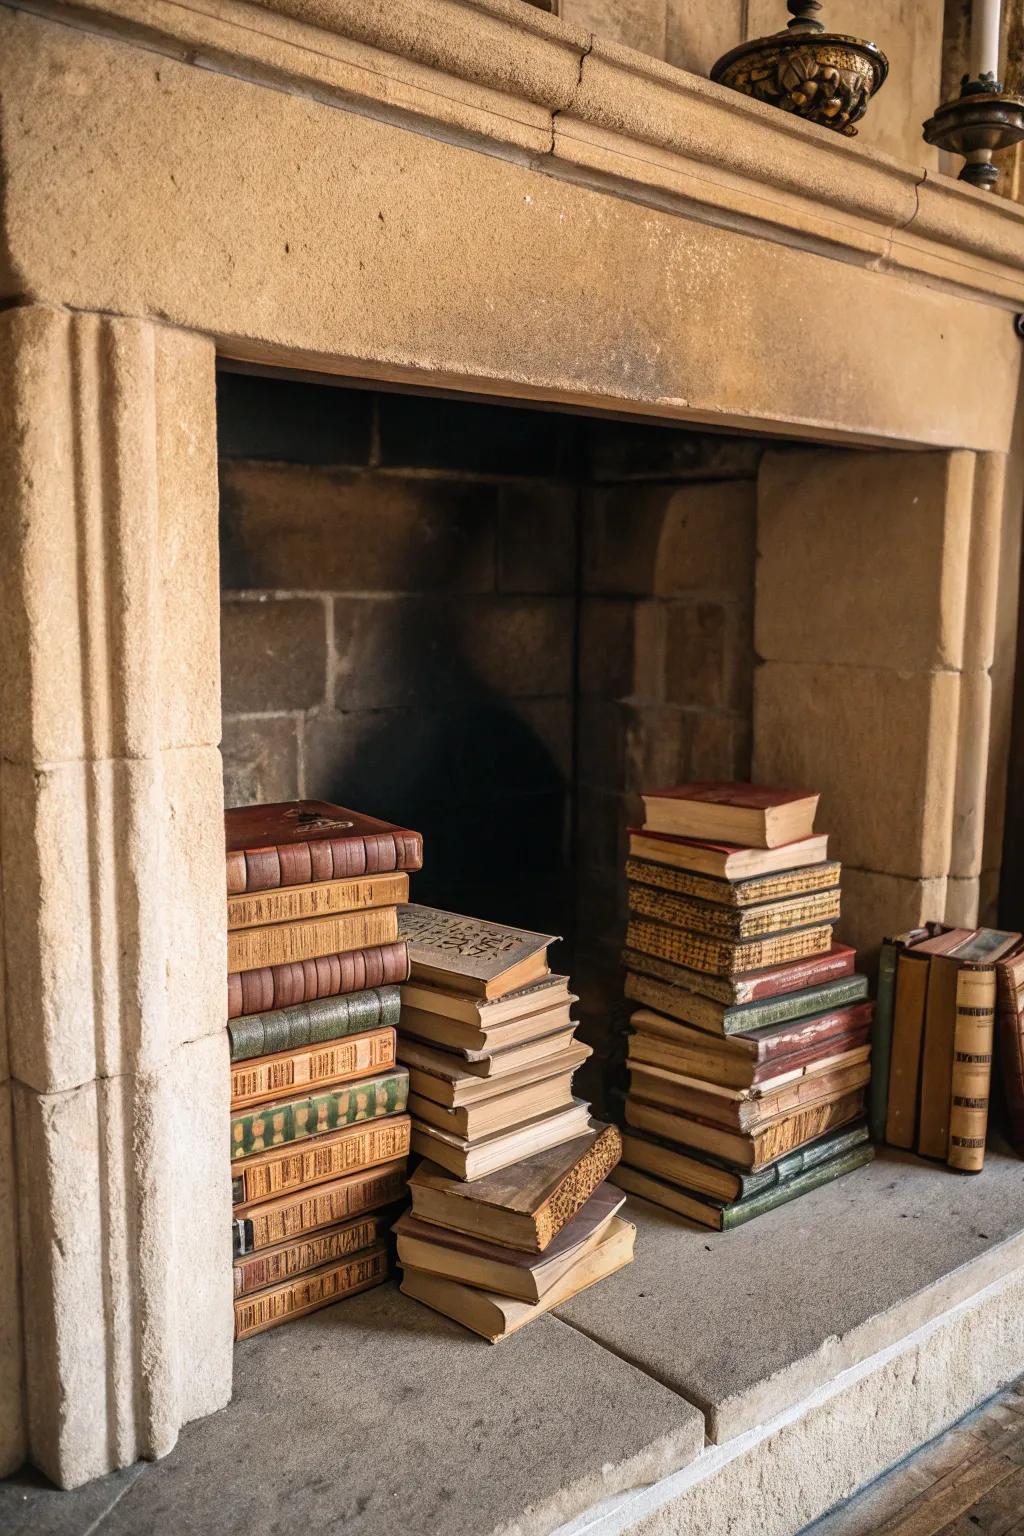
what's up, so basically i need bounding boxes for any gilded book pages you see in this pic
[948,967,997,1173]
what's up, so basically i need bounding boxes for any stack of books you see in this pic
[880,925,1021,1172]
[226,800,421,1339]
[614,783,877,1229]
[392,905,632,1337]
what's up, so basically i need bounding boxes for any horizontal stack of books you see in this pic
[226,800,421,1339]
[614,783,876,1229]
[880,925,1021,1172]
[392,905,631,1338]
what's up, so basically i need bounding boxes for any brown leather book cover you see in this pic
[225,800,423,894]
[227,940,410,1018]
[233,1244,390,1340]
[885,929,971,1149]
[226,906,399,976]
[233,1210,393,1298]
[996,946,1024,1154]
[232,1115,412,1206]
[232,1159,408,1255]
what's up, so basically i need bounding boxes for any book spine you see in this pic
[722,977,870,1034]
[230,1027,397,1109]
[627,883,840,941]
[751,1002,874,1069]
[228,986,402,1063]
[724,1143,875,1228]
[947,966,997,1173]
[227,873,410,931]
[767,1121,870,1184]
[233,1212,390,1297]
[868,940,899,1142]
[731,947,857,1004]
[227,907,399,975]
[230,1069,410,1161]
[624,858,842,909]
[227,941,411,1019]
[233,1245,391,1339]
[626,918,832,979]
[230,830,424,894]
[234,1115,412,1205]
[233,1160,408,1255]
[997,957,1024,1155]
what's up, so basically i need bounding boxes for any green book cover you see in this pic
[868,940,899,1142]
[723,974,870,1035]
[230,1069,410,1161]
[721,1141,875,1229]
[618,1118,869,1201]
[227,986,402,1062]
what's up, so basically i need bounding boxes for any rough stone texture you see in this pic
[756,450,975,672]
[754,663,960,880]
[498,484,579,594]
[0,1084,24,1478]
[220,596,328,714]
[836,869,948,971]
[558,1148,1024,1443]
[583,482,757,598]
[665,2,743,77]
[221,714,302,806]
[951,668,993,881]
[561,0,666,59]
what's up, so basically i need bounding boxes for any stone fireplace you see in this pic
[2,0,1024,1515]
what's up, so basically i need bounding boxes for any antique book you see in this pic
[399,905,557,998]
[408,1121,622,1251]
[613,1140,874,1231]
[392,1185,625,1303]
[948,966,998,1174]
[233,1115,412,1206]
[400,1218,634,1342]
[227,906,399,976]
[625,1088,865,1171]
[230,1026,397,1110]
[225,800,423,895]
[627,1003,874,1090]
[885,930,971,1149]
[917,929,1019,1160]
[411,1100,592,1180]
[228,941,410,1019]
[227,872,410,931]
[641,783,819,849]
[623,967,867,1039]
[409,1071,577,1140]
[401,1038,591,1106]
[996,947,1024,1155]
[627,829,829,881]
[230,1067,409,1160]
[620,1121,871,1203]
[622,941,853,1008]
[626,918,833,978]
[627,1055,871,1132]
[625,857,842,909]
[399,995,576,1060]
[868,928,936,1142]
[399,975,571,1028]
[627,882,840,943]
[233,1210,392,1297]
[228,985,402,1063]
[233,1244,390,1340]
[233,1159,408,1255]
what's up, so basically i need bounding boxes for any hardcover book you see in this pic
[232,1116,412,1205]
[640,783,819,849]
[627,829,829,881]
[626,918,833,978]
[409,1072,577,1141]
[233,1244,390,1339]
[233,1159,408,1255]
[627,882,841,942]
[227,872,410,931]
[627,1056,871,1132]
[229,1027,397,1110]
[399,905,557,998]
[227,906,399,976]
[868,928,937,1142]
[622,942,856,1012]
[620,1121,871,1204]
[625,857,842,910]
[230,1068,409,1160]
[228,941,410,1019]
[885,930,971,1150]
[399,995,576,1061]
[624,1088,865,1171]
[400,1038,590,1105]
[399,975,571,1028]
[228,985,402,1063]
[408,1121,622,1251]
[627,1002,874,1090]
[233,1211,392,1297]
[997,946,1024,1155]
[411,1100,591,1180]
[623,968,868,1039]
[225,800,423,895]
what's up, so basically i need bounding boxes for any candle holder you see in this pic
[923,73,1024,190]
[709,0,888,137]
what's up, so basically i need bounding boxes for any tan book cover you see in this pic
[399,975,571,1029]
[233,1244,390,1340]
[230,1026,397,1109]
[625,1089,865,1171]
[401,1039,590,1107]
[233,1211,392,1297]
[948,966,998,1173]
[626,918,833,978]
[624,857,842,910]
[233,1159,408,1253]
[227,906,399,975]
[627,882,841,942]
[399,905,557,998]
[627,1056,871,1132]
[232,1114,412,1206]
[399,998,576,1062]
[411,1100,591,1181]
[227,872,409,931]
[410,1072,577,1140]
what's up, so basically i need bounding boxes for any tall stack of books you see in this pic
[614,783,876,1229]
[880,925,1020,1172]
[392,905,632,1339]
[226,800,421,1339]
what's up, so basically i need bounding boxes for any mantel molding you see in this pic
[9,0,1024,306]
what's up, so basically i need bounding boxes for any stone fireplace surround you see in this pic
[2,0,1024,1509]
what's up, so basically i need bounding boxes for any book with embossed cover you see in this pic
[225,800,423,894]
[233,1159,408,1255]
[228,940,410,1019]
[400,904,558,999]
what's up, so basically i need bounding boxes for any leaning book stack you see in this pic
[614,782,876,1229]
[226,800,422,1339]
[393,904,632,1338]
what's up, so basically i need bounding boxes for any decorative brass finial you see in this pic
[710,2,888,137]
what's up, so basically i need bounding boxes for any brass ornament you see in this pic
[923,74,1024,191]
[710,0,888,138]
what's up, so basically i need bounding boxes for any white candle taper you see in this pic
[971,0,1002,82]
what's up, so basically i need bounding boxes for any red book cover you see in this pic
[225,800,423,893]
[643,783,814,810]
[745,1001,875,1080]
[732,944,857,1005]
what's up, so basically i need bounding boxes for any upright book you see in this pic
[640,783,820,849]
[884,929,968,1150]
[226,800,424,894]
[400,905,557,998]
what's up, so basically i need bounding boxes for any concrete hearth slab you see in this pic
[0,1284,701,1536]
[555,1146,1024,1442]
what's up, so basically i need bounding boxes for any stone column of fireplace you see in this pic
[753,447,1006,956]
[0,306,233,1488]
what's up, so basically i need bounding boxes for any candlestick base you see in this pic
[923,78,1024,192]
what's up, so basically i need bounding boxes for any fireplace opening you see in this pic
[217,368,770,1102]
